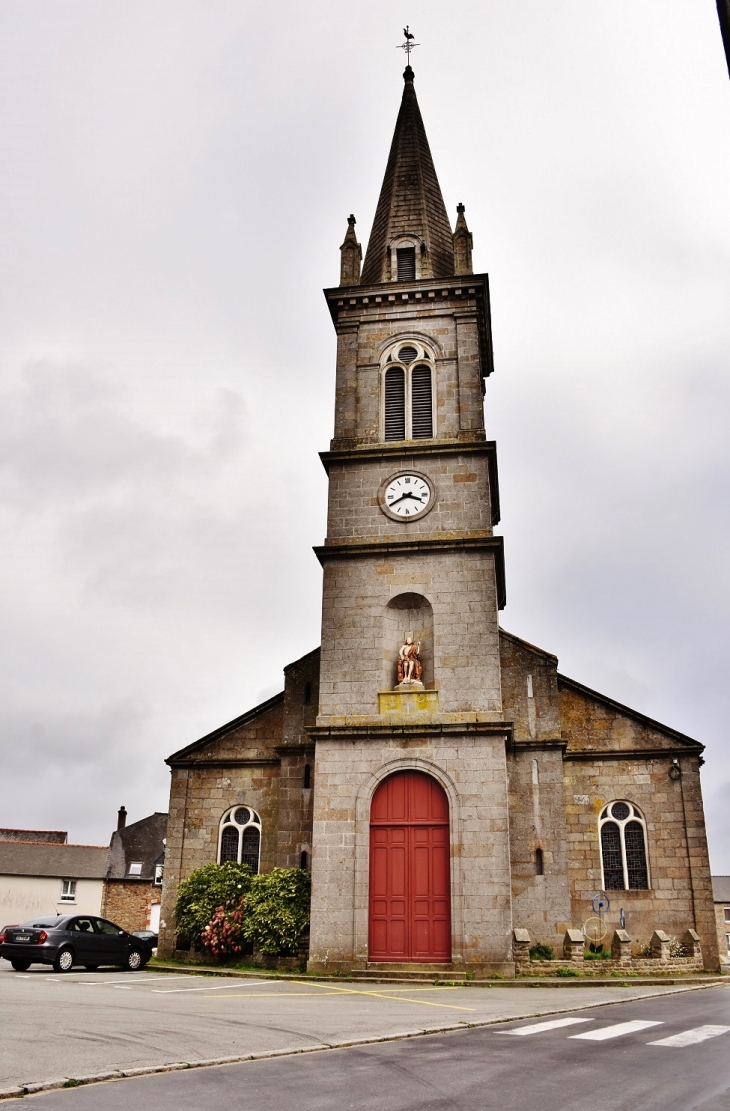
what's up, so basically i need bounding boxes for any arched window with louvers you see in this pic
[381,342,435,442]
[599,800,650,890]
[217,806,262,873]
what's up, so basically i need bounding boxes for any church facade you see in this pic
[158,68,718,973]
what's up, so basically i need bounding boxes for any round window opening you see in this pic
[234,807,251,825]
[398,345,418,364]
[611,801,631,821]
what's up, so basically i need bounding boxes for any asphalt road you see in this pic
[12,984,730,1111]
[0,961,704,1092]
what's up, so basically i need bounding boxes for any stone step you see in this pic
[366,962,455,971]
[353,966,467,982]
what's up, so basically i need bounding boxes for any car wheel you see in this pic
[84,964,99,971]
[123,948,143,972]
[11,959,31,972]
[53,948,74,973]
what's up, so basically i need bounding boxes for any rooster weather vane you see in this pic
[397,26,420,63]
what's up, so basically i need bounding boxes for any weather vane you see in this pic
[397,26,419,64]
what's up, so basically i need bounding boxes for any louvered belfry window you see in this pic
[382,345,435,442]
[411,365,433,438]
[384,366,406,441]
[396,247,416,281]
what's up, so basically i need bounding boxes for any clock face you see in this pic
[382,473,432,519]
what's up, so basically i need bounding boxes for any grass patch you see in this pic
[63,1079,83,1088]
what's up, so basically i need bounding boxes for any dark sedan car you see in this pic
[0,915,153,972]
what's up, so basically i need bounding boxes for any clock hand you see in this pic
[389,491,425,506]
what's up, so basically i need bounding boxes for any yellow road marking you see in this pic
[198,980,476,1012]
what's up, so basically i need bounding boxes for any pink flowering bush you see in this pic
[200,897,247,959]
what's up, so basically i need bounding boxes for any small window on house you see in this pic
[726,933,730,955]
[300,850,308,870]
[384,366,406,441]
[396,247,416,281]
[304,681,312,705]
[218,806,262,873]
[535,848,543,876]
[724,907,730,923]
[60,879,77,902]
[303,764,311,789]
[128,862,143,876]
[599,801,650,890]
[154,864,164,885]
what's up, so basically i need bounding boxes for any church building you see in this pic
[158,67,718,974]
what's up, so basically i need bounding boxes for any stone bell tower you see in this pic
[308,66,514,975]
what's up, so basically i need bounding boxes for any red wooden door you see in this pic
[369,771,451,962]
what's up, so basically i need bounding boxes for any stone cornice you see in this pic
[563,747,703,762]
[509,737,567,753]
[307,720,513,743]
[167,757,281,769]
[313,533,506,609]
[323,272,494,379]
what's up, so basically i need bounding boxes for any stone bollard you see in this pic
[563,929,585,963]
[682,929,702,962]
[513,928,531,972]
[650,930,671,961]
[611,929,632,965]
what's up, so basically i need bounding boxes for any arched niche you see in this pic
[383,592,434,690]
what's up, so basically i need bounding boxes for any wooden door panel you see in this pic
[369,771,451,962]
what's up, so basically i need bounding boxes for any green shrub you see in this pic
[529,943,555,961]
[174,862,253,946]
[242,868,311,956]
[584,948,612,960]
[556,966,580,977]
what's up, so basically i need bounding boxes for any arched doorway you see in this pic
[369,770,451,962]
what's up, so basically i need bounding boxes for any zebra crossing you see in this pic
[504,1015,730,1047]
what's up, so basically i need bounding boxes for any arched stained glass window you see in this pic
[624,820,649,889]
[599,801,649,890]
[600,822,624,889]
[219,826,239,864]
[217,806,261,873]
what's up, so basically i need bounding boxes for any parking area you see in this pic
[0,962,711,1092]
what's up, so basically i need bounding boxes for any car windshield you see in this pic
[20,917,67,929]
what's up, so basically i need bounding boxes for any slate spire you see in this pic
[360,67,455,285]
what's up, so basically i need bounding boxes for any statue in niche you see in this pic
[397,634,423,687]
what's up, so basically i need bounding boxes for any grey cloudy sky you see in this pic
[1,2,729,868]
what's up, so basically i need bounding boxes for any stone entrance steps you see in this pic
[352,964,467,983]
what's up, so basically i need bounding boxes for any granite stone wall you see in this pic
[307,732,514,975]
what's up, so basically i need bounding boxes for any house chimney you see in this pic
[117,806,127,831]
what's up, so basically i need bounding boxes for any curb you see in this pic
[146,962,725,989]
[0,979,722,1101]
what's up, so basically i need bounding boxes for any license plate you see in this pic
[13,935,31,943]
